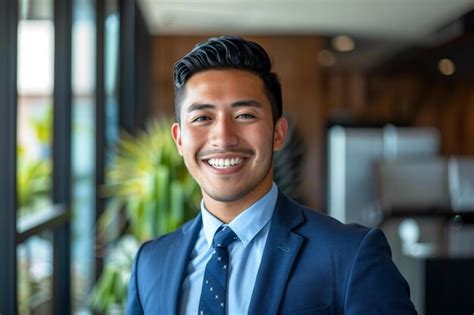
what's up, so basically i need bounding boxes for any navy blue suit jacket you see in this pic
[127,192,417,314]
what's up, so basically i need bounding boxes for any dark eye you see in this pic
[237,113,255,119]
[192,116,210,123]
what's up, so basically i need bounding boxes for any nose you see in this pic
[210,116,239,148]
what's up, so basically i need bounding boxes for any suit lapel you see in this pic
[248,192,305,315]
[160,215,202,314]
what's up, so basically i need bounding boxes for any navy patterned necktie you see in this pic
[198,226,238,315]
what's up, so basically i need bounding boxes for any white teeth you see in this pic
[207,158,244,168]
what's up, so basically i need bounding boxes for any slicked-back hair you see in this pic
[173,36,282,124]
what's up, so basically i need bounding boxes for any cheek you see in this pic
[180,129,204,154]
[253,128,275,160]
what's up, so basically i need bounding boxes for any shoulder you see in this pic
[301,204,372,240]
[135,216,200,264]
[278,193,384,255]
[279,193,371,235]
[275,193,416,313]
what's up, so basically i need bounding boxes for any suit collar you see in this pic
[248,191,306,315]
[161,215,202,314]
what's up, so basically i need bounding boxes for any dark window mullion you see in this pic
[53,0,73,314]
[0,0,18,314]
[95,0,106,281]
[134,4,151,129]
[119,0,136,133]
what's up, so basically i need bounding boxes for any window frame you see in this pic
[0,0,150,313]
[0,0,19,313]
[0,0,73,313]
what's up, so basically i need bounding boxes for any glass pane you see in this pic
[105,0,120,148]
[16,0,54,219]
[88,2,122,314]
[17,231,54,315]
[71,0,96,313]
[17,1,55,313]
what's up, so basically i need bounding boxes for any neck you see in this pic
[203,181,273,223]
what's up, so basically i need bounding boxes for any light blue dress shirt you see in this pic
[179,183,278,315]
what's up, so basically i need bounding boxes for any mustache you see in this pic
[197,148,255,159]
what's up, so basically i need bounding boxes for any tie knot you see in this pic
[212,226,238,249]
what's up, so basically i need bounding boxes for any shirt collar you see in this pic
[200,182,278,248]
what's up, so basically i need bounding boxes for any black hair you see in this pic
[173,35,282,124]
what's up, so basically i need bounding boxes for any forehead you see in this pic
[181,69,270,109]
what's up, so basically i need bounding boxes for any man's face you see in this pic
[171,69,287,210]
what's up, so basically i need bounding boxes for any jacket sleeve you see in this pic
[126,248,144,315]
[344,228,418,315]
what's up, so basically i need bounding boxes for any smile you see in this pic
[207,157,245,169]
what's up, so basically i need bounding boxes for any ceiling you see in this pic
[138,0,473,40]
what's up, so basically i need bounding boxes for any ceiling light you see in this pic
[331,35,355,52]
[438,58,455,75]
[317,50,336,67]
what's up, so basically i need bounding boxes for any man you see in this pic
[127,36,417,315]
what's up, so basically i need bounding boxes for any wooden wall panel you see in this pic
[365,74,474,156]
[464,88,474,155]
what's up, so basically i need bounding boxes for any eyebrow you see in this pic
[186,99,263,113]
[231,99,263,109]
[186,103,214,113]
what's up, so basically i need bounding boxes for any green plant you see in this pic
[273,116,306,202]
[17,105,53,315]
[17,146,52,213]
[90,118,200,313]
[17,105,53,217]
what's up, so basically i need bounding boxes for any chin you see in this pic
[204,186,251,203]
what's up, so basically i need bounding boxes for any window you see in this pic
[71,0,96,312]
[16,1,57,314]
[0,0,149,313]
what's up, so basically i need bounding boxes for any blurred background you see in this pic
[1,0,474,314]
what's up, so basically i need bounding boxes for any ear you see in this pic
[171,122,183,156]
[273,117,288,151]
